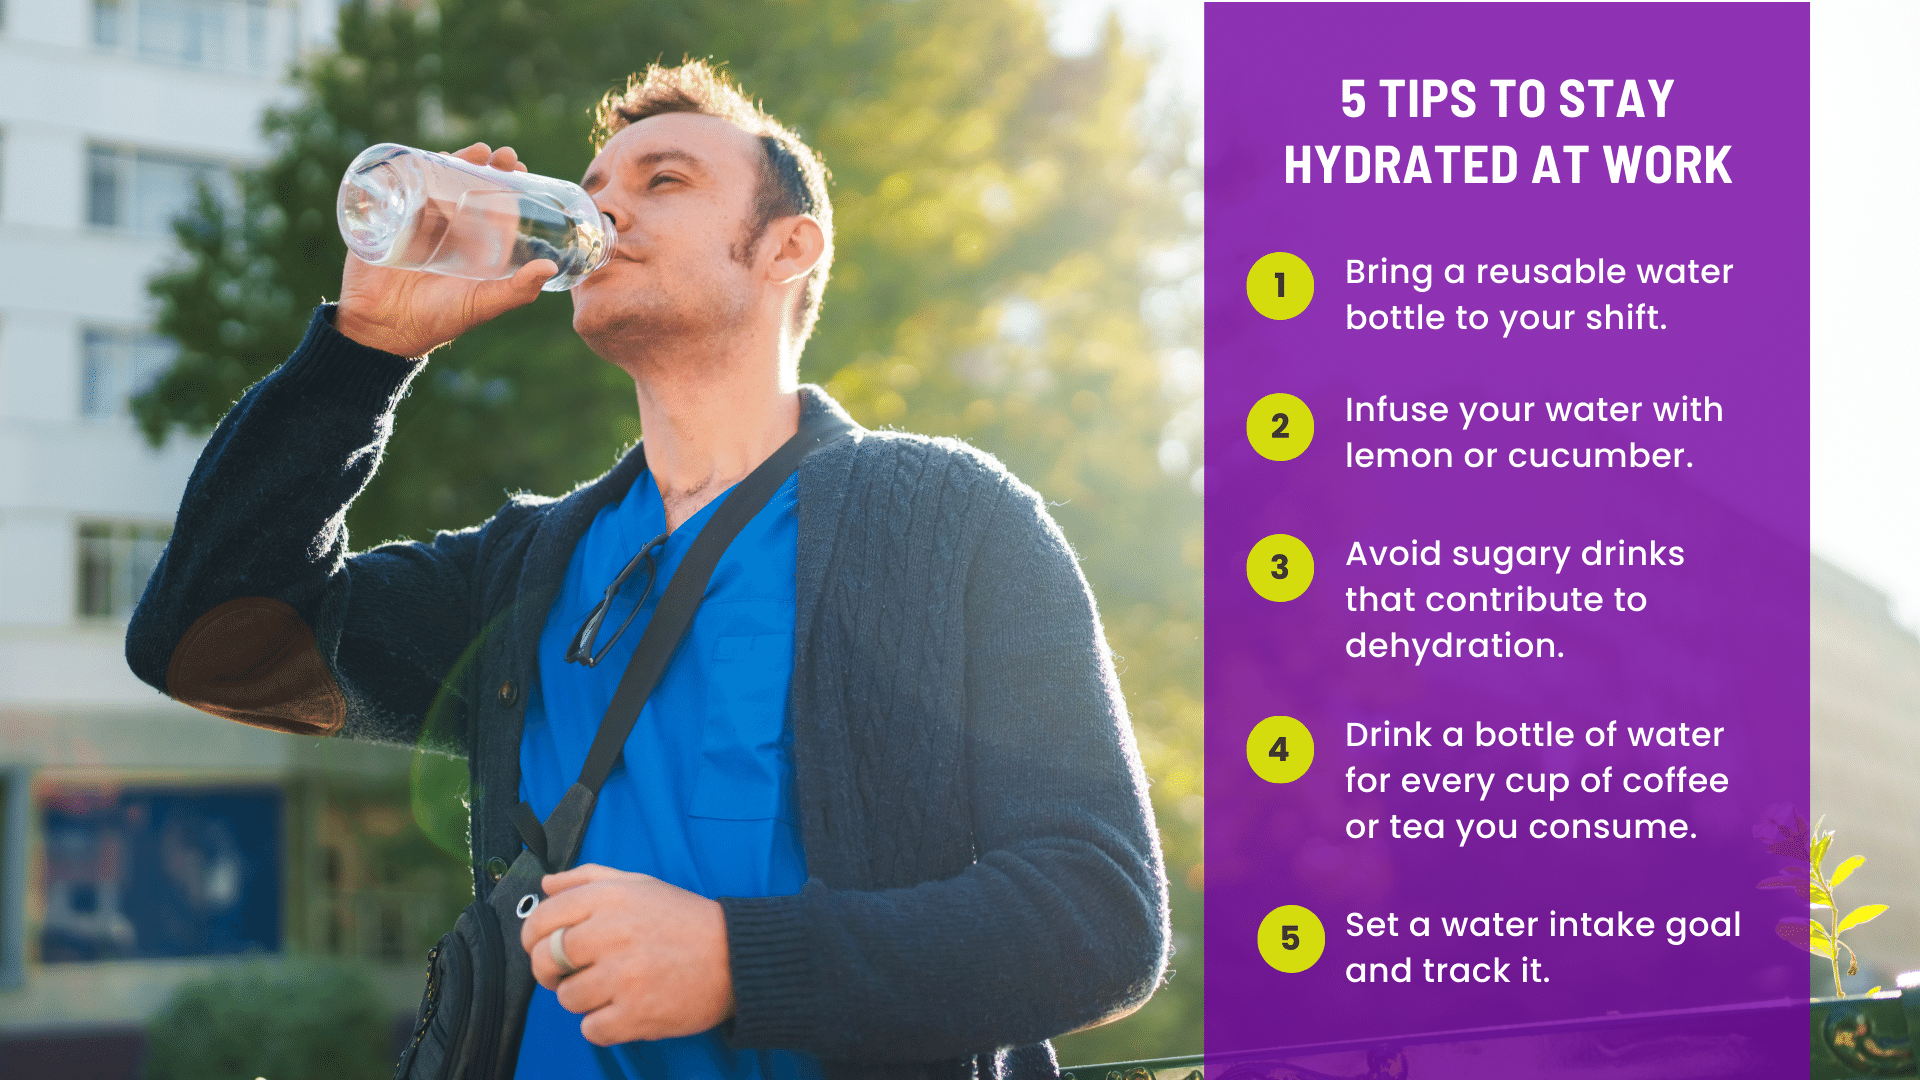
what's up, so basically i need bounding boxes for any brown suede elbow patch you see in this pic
[166,597,347,737]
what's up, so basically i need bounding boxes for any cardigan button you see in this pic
[497,679,519,707]
[486,856,509,882]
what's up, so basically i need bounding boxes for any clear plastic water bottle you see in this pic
[336,143,611,291]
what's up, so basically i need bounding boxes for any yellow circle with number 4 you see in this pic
[1245,252,1315,320]
[1257,905,1326,973]
[1246,716,1314,783]
[1246,394,1315,461]
[1245,534,1314,602]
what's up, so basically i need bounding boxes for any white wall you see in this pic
[0,0,309,677]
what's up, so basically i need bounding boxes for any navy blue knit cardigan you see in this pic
[125,308,1169,1079]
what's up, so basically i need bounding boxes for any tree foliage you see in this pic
[139,0,1202,1059]
[144,961,390,1080]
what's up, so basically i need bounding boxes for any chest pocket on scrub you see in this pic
[688,633,794,822]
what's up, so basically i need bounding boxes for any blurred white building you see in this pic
[1810,554,1920,994]
[0,4,444,1072]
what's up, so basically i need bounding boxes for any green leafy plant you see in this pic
[144,960,391,1080]
[1757,807,1889,998]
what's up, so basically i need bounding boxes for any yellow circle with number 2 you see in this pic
[1245,716,1315,784]
[1245,534,1314,602]
[1245,252,1315,320]
[1246,394,1315,461]
[1258,905,1326,973]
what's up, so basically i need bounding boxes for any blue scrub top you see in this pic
[514,469,821,1080]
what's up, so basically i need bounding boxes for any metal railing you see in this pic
[1062,1056,1203,1080]
[1066,993,1920,1080]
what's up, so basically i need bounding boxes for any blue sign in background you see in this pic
[41,786,282,961]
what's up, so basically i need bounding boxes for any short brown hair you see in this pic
[593,61,834,348]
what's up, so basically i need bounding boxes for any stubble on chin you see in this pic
[573,286,662,361]
[573,245,759,366]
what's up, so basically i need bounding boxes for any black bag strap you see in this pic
[575,408,850,793]
[514,408,851,873]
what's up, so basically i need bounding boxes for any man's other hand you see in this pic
[334,143,557,358]
[520,864,735,1044]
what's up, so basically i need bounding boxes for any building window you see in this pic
[81,326,176,418]
[142,0,226,66]
[93,0,120,47]
[92,0,294,73]
[247,0,270,69]
[87,144,235,237]
[76,521,171,620]
[40,785,282,962]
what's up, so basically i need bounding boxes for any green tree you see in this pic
[139,0,1202,1060]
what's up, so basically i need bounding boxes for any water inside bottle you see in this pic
[338,146,610,291]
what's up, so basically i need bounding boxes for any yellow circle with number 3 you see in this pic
[1245,716,1314,784]
[1245,252,1315,320]
[1245,534,1314,602]
[1257,905,1326,973]
[1246,394,1315,461]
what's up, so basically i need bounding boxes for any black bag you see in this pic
[394,412,852,1080]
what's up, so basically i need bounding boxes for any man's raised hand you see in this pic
[334,143,558,358]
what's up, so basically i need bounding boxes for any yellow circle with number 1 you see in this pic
[1257,905,1326,973]
[1245,534,1314,602]
[1246,394,1315,461]
[1246,716,1314,783]
[1245,252,1315,320]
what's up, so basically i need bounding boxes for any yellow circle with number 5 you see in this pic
[1246,716,1314,784]
[1245,252,1315,320]
[1245,534,1314,602]
[1246,394,1315,461]
[1258,905,1326,973]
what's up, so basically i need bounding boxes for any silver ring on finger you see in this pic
[548,925,580,977]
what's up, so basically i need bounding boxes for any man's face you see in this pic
[570,111,769,358]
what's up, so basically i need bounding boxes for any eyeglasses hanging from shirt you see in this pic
[564,531,669,668]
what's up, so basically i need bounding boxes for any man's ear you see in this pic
[764,215,827,285]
